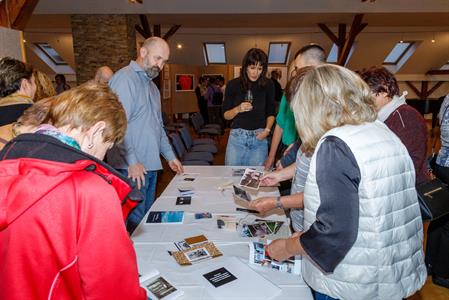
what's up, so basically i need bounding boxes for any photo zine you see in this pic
[249,241,300,275]
[140,270,183,300]
[239,168,263,190]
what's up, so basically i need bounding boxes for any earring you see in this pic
[87,143,94,149]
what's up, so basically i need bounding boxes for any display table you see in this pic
[132,166,313,300]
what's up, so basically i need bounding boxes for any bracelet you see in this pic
[275,196,284,209]
[264,128,271,133]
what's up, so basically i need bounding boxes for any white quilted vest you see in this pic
[302,121,427,300]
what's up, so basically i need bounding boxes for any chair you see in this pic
[191,113,221,137]
[162,111,186,132]
[193,112,223,133]
[179,126,218,154]
[169,132,213,165]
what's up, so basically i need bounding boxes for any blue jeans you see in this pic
[313,290,338,300]
[118,169,157,232]
[225,128,268,166]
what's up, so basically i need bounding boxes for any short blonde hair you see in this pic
[17,82,127,144]
[33,70,56,101]
[291,64,377,155]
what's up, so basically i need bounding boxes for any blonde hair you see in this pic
[33,70,56,101]
[16,82,127,144]
[291,64,377,155]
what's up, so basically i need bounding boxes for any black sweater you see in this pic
[222,77,275,130]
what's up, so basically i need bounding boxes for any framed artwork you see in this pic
[175,74,195,92]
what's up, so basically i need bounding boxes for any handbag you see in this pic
[416,178,449,221]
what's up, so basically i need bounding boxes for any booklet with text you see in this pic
[146,211,184,224]
[139,269,184,300]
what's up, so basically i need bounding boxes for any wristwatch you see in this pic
[275,196,283,209]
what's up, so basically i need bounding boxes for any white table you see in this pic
[132,166,313,300]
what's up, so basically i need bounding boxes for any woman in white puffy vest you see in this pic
[266,64,427,300]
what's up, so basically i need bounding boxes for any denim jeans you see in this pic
[313,290,339,300]
[225,128,268,166]
[118,169,157,233]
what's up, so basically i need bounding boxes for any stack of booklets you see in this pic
[194,256,281,300]
[249,241,301,275]
[240,220,284,237]
[171,235,223,266]
[139,269,183,300]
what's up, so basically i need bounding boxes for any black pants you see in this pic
[435,164,449,185]
[426,214,449,278]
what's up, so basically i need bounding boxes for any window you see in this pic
[326,44,338,63]
[326,43,356,66]
[383,42,413,65]
[440,60,449,70]
[35,43,67,65]
[203,43,226,64]
[268,42,290,64]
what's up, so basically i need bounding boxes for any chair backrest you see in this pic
[194,112,205,127]
[169,133,186,159]
[190,114,201,132]
[179,126,193,150]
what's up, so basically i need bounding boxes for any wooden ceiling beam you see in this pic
[163,24,181,41]
[317,23,339,44]
[153,24,161,37]
[405,81,421,98]
[427,81,444,98]
[426,69,449,75]
[0,0,39,30]
[338,14,367,66]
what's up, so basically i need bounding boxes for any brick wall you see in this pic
[71,15,137,85]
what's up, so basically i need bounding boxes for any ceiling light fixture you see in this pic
[128,0,143,4]
[177,43,183,49]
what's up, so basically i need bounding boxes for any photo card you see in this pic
[239,168,263,190]
[184,247,211,263]
[176,196,191,205]
[233,185,251,201]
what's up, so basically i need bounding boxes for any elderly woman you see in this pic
[267,64,426,300]
[0,82,146,299]
[223,48,275,166]
[361,67,429,185]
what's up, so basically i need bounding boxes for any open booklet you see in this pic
[171,235,223,266]
[139,269,184,300]
[249,241,301,275]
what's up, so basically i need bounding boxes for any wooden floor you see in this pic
[156,123,449,299]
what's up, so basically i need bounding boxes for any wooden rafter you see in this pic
[318,14,367,66]
[426,69,449,75]
[153,24,161,37]
[163,25,181,41]
[405,81,445,99]
[135,14,180,41]
[0,0,39,30]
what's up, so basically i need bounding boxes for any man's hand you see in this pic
[128,163,146,190]
[168,159,184,174]
[248,197,276,214]
[260,172,281,186]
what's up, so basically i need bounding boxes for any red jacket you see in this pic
[0,134,146,300]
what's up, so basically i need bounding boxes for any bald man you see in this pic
[107,37,183,233]
[93,66,114,84]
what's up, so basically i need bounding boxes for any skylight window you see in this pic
[35,43,67,65]
[203,43,226,64]
[326,43,356,66]
[268,42,290,64]
[383,42,413,65]
[327,44,338,63]
[440,60,449,70]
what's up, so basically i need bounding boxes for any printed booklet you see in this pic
[249,241,301,275]
[171,235,223,266]
[240,220,284,237]
[146,211,184,224]
[139,269,183,300]
[195,256,281,300]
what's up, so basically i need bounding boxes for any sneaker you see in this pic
[433,276,449,289]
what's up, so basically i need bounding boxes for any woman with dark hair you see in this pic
[195,76,209,123]
[361,67,429,185]
[54,73,71,94]
[223,48,275,165]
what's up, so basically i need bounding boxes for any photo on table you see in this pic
[185,247,211,263]
[239,168,263,190]
[233,185,251,201]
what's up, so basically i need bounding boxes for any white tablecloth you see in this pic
[132,166,313,300]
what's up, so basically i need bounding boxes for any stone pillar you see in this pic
[71,15,137,85]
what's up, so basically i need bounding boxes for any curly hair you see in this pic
[360,67,399,99]
[0,57,33,98]
[33,70,56,101]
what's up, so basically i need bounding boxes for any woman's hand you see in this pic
[239,102,253,113]
[266,233,303,261]
[260,172,281,186]
[256,128,270,140]
[248,197,276,214]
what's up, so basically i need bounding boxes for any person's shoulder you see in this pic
[227,78,240,88]
[400,104,426,123]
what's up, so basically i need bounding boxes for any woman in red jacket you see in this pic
[0,82,146,300]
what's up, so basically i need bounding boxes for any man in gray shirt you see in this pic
[108,37,183,233]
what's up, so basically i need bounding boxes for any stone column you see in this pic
[71,15,137,85]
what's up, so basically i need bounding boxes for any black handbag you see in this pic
[416,178,449,221]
